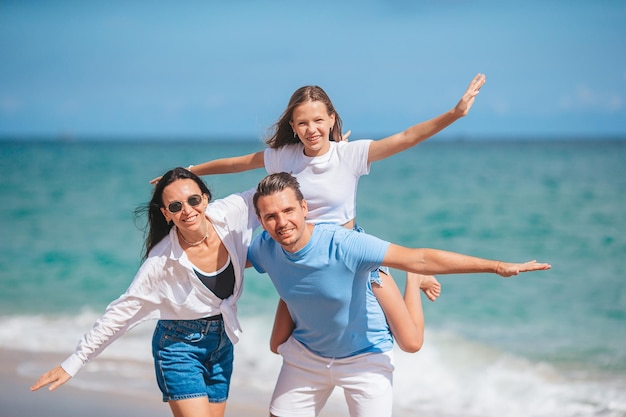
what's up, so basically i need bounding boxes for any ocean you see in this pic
[1,138,625,416]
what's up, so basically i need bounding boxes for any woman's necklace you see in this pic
[178,218,209,246]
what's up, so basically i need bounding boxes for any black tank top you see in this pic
[193,258,235,300]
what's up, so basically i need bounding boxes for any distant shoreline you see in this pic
[1,135,625,144]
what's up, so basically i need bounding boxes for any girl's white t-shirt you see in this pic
[264,140,372,225]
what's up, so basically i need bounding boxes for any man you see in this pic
[247,172,550,417]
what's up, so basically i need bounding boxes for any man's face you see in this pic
[256,188,310,253]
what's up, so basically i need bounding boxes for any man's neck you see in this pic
[282,223,315,253]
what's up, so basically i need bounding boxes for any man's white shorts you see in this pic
[270,336,395,417]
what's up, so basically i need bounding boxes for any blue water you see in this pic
[1,139,625,416]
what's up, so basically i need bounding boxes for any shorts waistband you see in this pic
[200,314,223,321]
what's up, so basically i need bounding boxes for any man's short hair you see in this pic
[253,172,305,216]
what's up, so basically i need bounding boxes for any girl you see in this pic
[157,73,486,352]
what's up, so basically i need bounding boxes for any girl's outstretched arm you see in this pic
[194,129,350,177]
[149,151,265,184]
[367,73,486,163]
[191,151,265,176]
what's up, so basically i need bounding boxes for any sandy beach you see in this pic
[1,348,270,417]
[1,348,353,417]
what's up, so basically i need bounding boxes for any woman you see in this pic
[31,167,259,417]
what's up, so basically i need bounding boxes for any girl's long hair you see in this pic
[135,167,212,261]
[265,85,343,149]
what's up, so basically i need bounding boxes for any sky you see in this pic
[1,1,625,141]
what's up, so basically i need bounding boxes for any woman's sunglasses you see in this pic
[166,194,203,213]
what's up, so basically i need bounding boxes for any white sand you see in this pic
[1,348,269,417]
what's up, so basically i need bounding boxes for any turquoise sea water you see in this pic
[1,139,625,416]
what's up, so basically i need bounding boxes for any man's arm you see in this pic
[382,244,551,277]
[269,299,295,354]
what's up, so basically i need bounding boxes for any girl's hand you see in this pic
[454,73,486,116]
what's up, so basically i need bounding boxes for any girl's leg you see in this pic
[372,271,423,352]
[372,272,439,353]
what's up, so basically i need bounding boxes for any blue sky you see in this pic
[1,1,625,140]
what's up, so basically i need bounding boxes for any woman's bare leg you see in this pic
[168,397,226,417]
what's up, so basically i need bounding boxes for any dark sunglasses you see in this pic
[166,194,203,213]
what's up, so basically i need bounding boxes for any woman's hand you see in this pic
[31,366,71,392]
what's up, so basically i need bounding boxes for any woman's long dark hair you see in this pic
[265,85,343,149]
[135,167,212,261]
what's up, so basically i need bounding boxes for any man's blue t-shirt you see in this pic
[248,223,394,358]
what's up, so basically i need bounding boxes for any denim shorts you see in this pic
[152,317,234,402]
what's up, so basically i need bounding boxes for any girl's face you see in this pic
[289,100,336,157]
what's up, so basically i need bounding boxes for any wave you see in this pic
[4,312,625,417]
